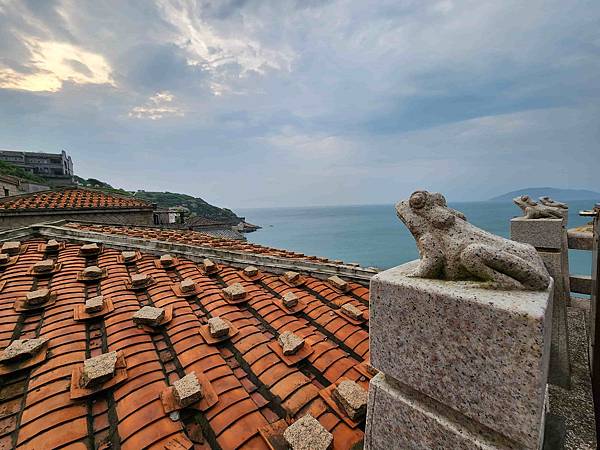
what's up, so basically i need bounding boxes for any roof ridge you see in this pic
[0,223,378,282]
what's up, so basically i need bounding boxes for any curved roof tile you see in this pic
[0,238,370,449]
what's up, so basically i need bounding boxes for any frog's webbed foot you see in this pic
[410,258,442,278]
[411,235,444,278]
[460,244,550,290]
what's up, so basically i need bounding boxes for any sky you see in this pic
[0,0,598,209]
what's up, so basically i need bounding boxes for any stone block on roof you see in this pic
[81,351,118,388]
[208,317,231,338]
[32,259,54,273]
[283,292,299,308]
[180,278,196,293]
[133,306,165,326]
[160,254,175,267]
[328,275,349,292]
[85,295,105,313]
[121,250,137,262]
[1,241,20,255]
[173,372,203,407]
[341,303,362,321]
[45,239,61,251]
[80,243,100,255]
[82,265,104,280]
[202,258,217,274]
[244,266,258,277]
[0,338,47,363]
[283,414,333,450]
[223,283,246,301]
[333,379,368,421]
[25,288,51,306]
[130,273,150,288]
[284,271,301,284]
[278,331,305,356]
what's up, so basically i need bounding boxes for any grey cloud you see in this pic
[0,0,598,208]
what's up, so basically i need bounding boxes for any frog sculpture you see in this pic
[513,195,563,219]
[396,190,551,290]
[539,196,568,210]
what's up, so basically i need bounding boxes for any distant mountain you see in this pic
[490,187,600,202]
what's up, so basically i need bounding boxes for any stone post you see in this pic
[365,261,553,450]
[511,217,571,387]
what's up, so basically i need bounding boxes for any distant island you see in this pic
[490,187,600,202]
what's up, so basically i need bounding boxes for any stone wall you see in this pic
[0,210,154,230]
[0,180,20,197]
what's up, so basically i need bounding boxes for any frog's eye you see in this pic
[409,191,427,209]
[521,195,530,202]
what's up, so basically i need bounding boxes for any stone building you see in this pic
[0,174,22,197]
[0,149,74,185]
[0,188,156,229]
[0,174,49,198]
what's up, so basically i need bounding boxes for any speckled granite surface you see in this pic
[369,261,553,448]
[510,217,564,250]
[549,300,596,450]
[365,373,520,450]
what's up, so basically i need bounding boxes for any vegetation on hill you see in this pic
[134,191,240,222]
[74,176,241,222]
[73,175,133,196]
[0,162,241,222]
[0,161,47,184]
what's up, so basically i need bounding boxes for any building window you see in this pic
[3,188,9,197]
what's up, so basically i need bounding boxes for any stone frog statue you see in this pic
[396,190,551,290]
[513,195,563,219]
[539,196,568,210]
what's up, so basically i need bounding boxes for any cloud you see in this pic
[0,39,114,92]
[156,0,294,76]
[128,91,184,120]
[0,0,598,208]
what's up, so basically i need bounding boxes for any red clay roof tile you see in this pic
[0,237,370,449]
[0,188,152,211]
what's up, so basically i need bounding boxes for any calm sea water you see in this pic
[237,201,594,276]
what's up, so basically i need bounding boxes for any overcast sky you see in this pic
[0,0,598,208]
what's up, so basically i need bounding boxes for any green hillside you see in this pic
[74,175,240,222]
[0,161,47,184]
[134,191,240,222]
[0,161,241,222]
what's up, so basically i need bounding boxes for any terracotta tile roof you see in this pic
[0,238,371,449]
[65,223,350,265]
[0,188,152,211]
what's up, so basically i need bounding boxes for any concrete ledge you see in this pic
[365,373,520,450]
[510,217,564,250]
[567,230,593,251]
[369,261,553,447]
[570,275,592,295]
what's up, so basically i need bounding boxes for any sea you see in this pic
[237,200,594,277]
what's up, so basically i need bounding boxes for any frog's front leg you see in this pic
[460,243,550,290]
[412,233,444,278]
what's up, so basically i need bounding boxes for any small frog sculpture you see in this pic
[513,195,563,219]
[539,196,568,210]
[396,190,551,290]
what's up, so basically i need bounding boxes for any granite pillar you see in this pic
[365,262,553,450]
[511,217,571,387]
